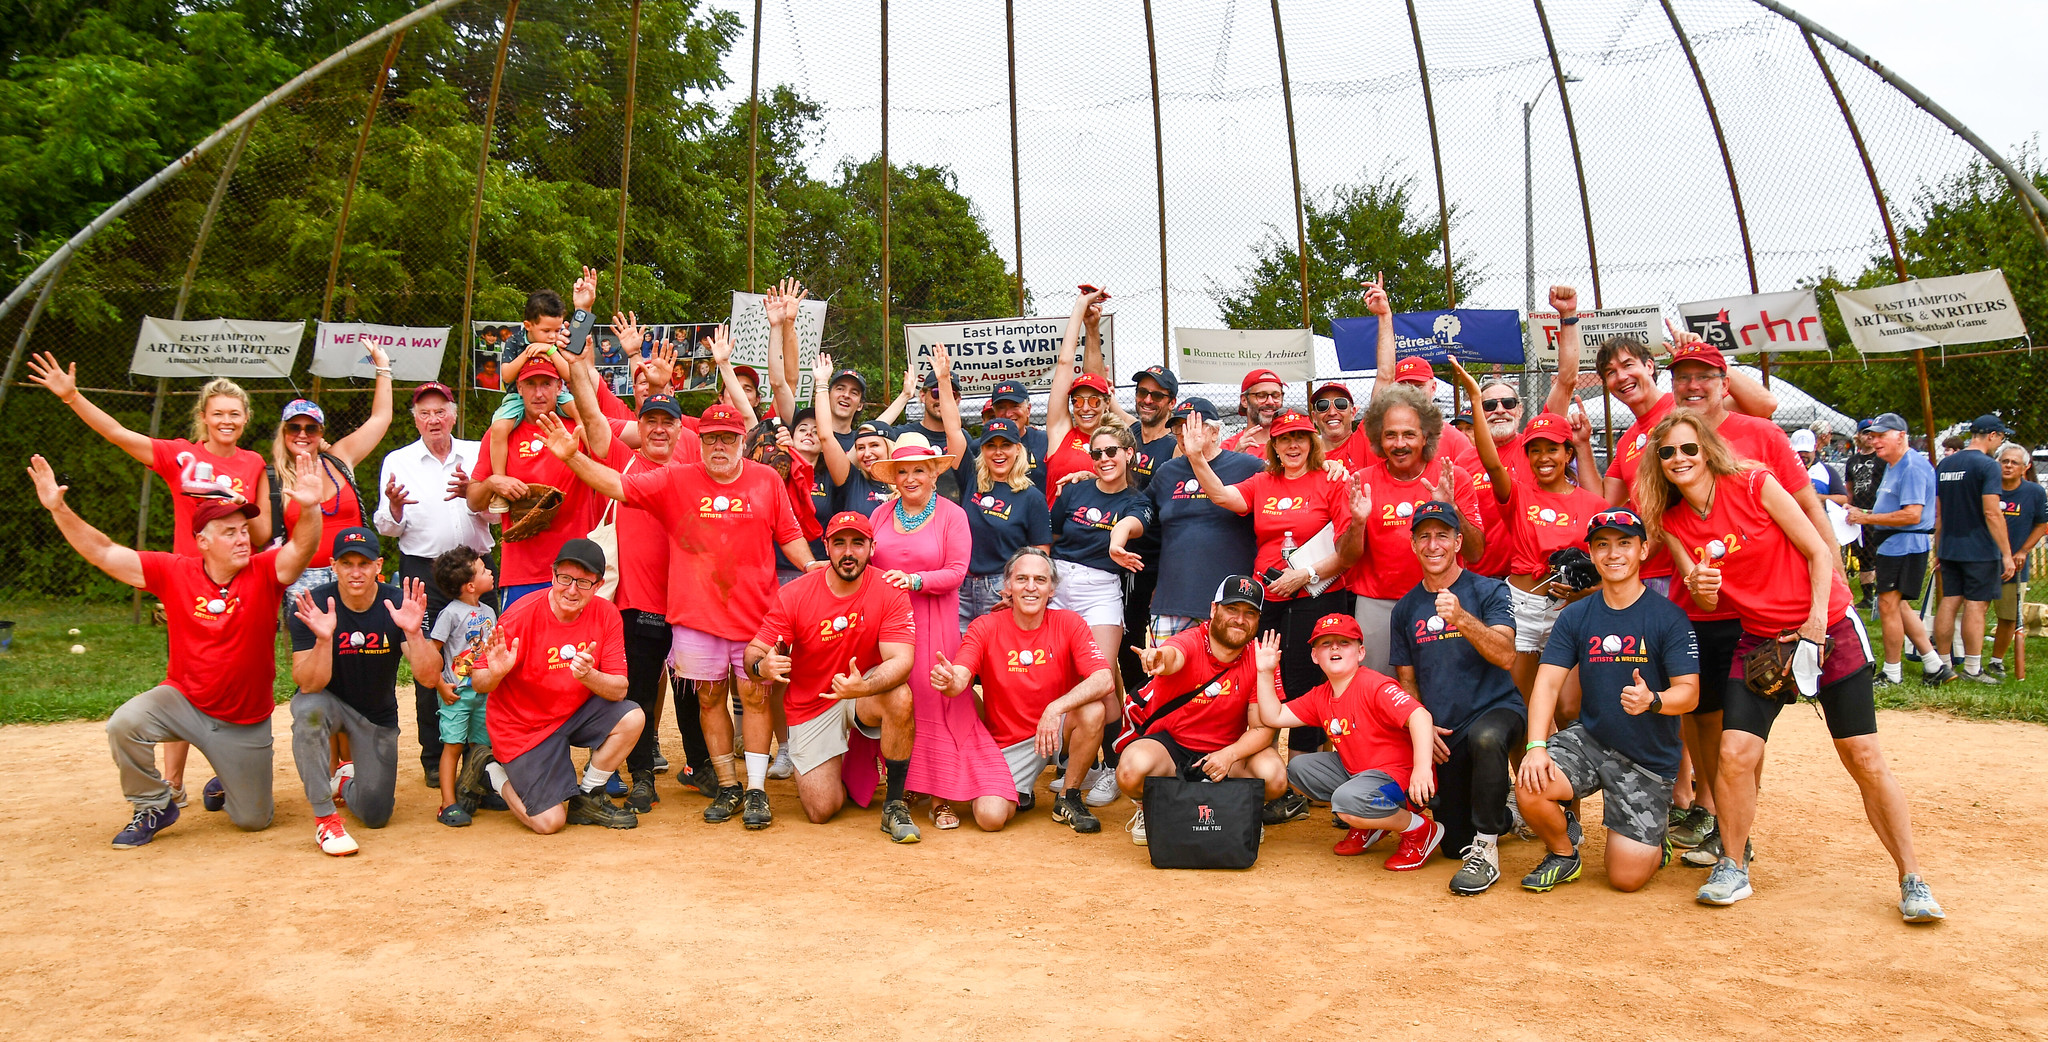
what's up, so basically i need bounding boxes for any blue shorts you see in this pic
[438,686,489,746]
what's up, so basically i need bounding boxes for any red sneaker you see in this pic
[1333,828,1388,856]
[1384,815,1445,871]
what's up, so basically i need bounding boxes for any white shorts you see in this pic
[785,700,882,776]
[1510,582,1563,653]
[1001,737,1050,796]
[1051,560,1125,628]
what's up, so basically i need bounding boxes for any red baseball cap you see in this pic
[519,355,562,384]
[190,498,258,536]
[1267,410,1316,438]
[1522,411,1573,446]
[1309,613,1364,645]
[1070,372,1112,396]
[697,402,748,436]
[823,510,873,540]
[1310,381,1352,403]
[410,381,455,405]
[1240,368,1284,393]
[732,365,761,388]
[1394,356,1435,385]
[1667,340,1729,374]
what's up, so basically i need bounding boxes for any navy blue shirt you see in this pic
[1052,482,1153,574]
[1541,588,1698,780]
[1936,448,2004,562]
[837,469,895,515]
[2001,479,2048,581]
[287,582,407,729]
[1130,429,1178,492]
[891,419,965,502]
[965,481,1054,577]
[1388,570,1522,738]
[1145,452,1262,618]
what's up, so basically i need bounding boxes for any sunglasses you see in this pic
[1480,397,1519,412]
[1088,446,1125,460]
[1313,397,1353,413]
[1657,442,1702,460]
[284,422,322,435]
[1134,388,1174,402]
[552,572,599,591]
[1590,510,1639,529]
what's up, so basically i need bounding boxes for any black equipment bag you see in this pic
[1143,775,1264,870]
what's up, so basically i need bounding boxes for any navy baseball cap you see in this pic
[1168,397,1220,426]
[1586,506,1646,541]
[920,369,964,393]
[1215,574,1265,611]
[638,393,683,418]
[331,526,380,561]
[1970,414,2015,436]
[1410,500,1462,532]
[829,368,868,397]
[1855,417,1874,433]
[1868,412,1909,434]
[979,417,1026,447]
[990,379,1031,405]
[855,420,894,440]
[1131,365,1180,397]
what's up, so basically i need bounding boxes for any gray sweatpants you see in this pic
[106,685,274,831]
[290,690,400,826]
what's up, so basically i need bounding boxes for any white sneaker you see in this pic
[1127,807,1147,846]
[168,784,189,809]
[1084,766,1121,807]
[767,748,795,780]
[315,814,359,856]
[330,760,354,808]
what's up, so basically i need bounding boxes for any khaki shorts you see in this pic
[786,700,882,776]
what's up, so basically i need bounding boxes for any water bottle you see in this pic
[1280,529,1296,565]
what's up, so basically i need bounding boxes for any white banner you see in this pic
[903,314,1114,398]
[129,317,303,379]
[1175,327,1313,385]
[729,292,828,402]
[1527,305,1664,367]
[1834,270,2027,353]
[312,322,450,381]
[1677,289,1825,355]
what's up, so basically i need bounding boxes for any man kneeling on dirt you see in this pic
[746,512,922,843]
[28,454,326,849]
[462,538,642,833]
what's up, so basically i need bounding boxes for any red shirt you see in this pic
[469,417,627,586]
[605,417,699,614]
[1714,412,1808,494]
[1137,626,1271,754]
[622,460,803,638]
[1607,393,1677,579]
[957,607,1109,746]
[757,569,917,726]
[485,592,628,762]
[788,452,823,542]
[1229,469,1352,601]
[1658,469,1852,635]
[1347,457,1483,600]
[141,548,286,725]
[281,459,365,569]
[1505,480,1611,578]
[1289,669,1425,788]
[1044,428,1093,503]
[1470,430,1533,578]
[149,439,267,557]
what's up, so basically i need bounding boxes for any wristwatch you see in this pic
[1649,691,1664,714]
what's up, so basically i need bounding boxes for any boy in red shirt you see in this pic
[1259,613,1442,869]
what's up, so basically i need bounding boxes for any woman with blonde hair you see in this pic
[267,345,394,603]
[960,417,1053,630]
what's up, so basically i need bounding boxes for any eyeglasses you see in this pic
[1480,397,1519,412]
[1313,397,1353,413]
[1134,388,1174,402]
[1088,446,1125,460]
[1245,390,1284,403]
[284,422,322,435]
[552,572,599,591]
[1657,442,1702,460]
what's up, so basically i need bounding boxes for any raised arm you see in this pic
[28,455,145,587]
[1360,275,1398,400]
[931,348,969,465]
[388,578,445,687]
[1724,367,1778,418]
[708,324,757,429]
[25,354,153,463]
[1046,289,1103,444]
[289,591,338,694]
[273,451,327,585]
[1448,358,1511,503]
[329,345,394,466]
[1543,285,1581,418]
[874,364,914,427]
[815,353,856,486]
[1252,634,1307,729]
[1180,419,1250,514]
[537,413,626,503]
[764,284,801,423]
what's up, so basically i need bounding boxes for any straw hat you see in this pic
[869,430,958,484]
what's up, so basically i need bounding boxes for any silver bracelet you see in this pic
[374,367,393,376]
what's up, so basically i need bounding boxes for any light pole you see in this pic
[1524,73,1582,320]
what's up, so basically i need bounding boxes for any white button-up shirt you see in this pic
[372,437,494,558]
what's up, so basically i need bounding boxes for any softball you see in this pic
[70,644,85,654]
[67,628,81,636]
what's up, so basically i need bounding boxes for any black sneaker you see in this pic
[881,798,921,843]
[1015,790,1036,813]
[741,788,773,830]
[651,747,670,774]
[704,785,742,824]
[683,764,720,800]
[626,772,658,814]
[1564,805,1584,847]
[1922,663,1958,686]
[1986,659,2008,679]
[1263,789,1310,825]
[1053,790,1102,834]
[566,788,638,829]
[424,763,441,789]
[1520,851,1583,892]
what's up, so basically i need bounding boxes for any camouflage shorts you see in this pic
[1545,724,1672,849]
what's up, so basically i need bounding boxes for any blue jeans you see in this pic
[959,574,1004,634]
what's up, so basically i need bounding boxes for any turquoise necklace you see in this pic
[895,494,938,530]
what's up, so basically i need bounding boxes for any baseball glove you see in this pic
[1543,546,1600,594]
[1743,630,1834,703]
[500,483,565,542]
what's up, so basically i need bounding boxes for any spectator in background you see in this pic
[1932,416,2015,684]
[1845,419,1890,610]
[1848,413,1951,687]
[1793,429,1848,506]
[1452,413,1475,440]
[1224,367,1288,457]
[1991,442,2047,677]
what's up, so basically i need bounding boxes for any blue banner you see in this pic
[1331,309,1525,370]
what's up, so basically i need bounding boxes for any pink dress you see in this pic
[844,496,1016,806]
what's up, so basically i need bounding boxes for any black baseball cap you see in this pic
[829,368,868,397]
[331,526,380,561]
[990,379,1031,405]
[855,420,894,440]
[638,393,682,418]
[1168,397,1220,426]
[979,417,1025,447]
[1214,574,1265,611]
[1409,501,1461,532]
[921,369,964,393]
[1586,506,1646,541]
[1970,414,2015,436]
[1131,365,1180,397]
[555,537,607,576]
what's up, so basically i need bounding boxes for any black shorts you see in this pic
[1938,558,2003,603]
[1873,552,1929,597]
[1688,617,1744,716]
[1722,663,1878,741]
[1136,731,1221,782]
[501,696,638,813]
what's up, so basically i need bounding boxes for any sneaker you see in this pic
[1564,805,1584,847]
[1016,790,1037,814]
[741,788,773,829]
[202,777,225,812]
[1385,816,1447,871]
[1127,806,1148,846]
[424,763,440,789]
[1052,790,1102,834]
[682,764,720,801]
[1985,659,2007,678]
[1508,797,1536,841]
[1084,766,1121,808]
[881,799,921,843]
[1449,838,1501,895]
[487,494,510,514]
[626,772,658,814]
[1669,807,1715,850]
[479,790,509,812]
[1921,663,1957,686]
[168,784,189,809]
[1333,828,1388,856]
[651,748,670,774]
[567,788,638,829]
[1873,674,1903,694]
[436,804,472,827]
[1696,857,1753,905]
[111,802,180,848]
[1331,812,1348,829]
[1899,873,1946,923]
[704,785,742,823]
[1520,851,1582,892]
[330,760,354,807]
[456,745,495,807]
[1263,789,1310,825]
[767,748,795,780]
[1960,668,2001,685]
[315,814,359,856]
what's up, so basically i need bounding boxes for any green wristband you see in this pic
[1524,739,1547,751]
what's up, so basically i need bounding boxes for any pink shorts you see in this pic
[668,624,748,682]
